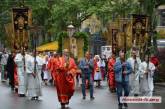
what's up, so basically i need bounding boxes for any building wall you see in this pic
[81,14,101,34]
[63,37,84,59]
[105,20,133,50]
[157,5,165,39]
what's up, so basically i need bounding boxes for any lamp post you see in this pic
[67,24,75,38]
[67,24,76,57]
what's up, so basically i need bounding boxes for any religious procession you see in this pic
[0,1,165,109]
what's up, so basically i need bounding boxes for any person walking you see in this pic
[114,50,132,109]
[79,51,94,100]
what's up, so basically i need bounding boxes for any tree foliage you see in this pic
[0,0,165,48]
[74,32,89,53]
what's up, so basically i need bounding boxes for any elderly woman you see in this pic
[94,55,102,87]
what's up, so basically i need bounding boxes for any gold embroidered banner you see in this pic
[132,14,148,46]
[12,7,31,50]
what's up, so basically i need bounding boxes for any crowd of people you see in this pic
[107,48,159,109]
[0,47,159,109]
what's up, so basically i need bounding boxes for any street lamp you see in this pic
[67,24,75,37]
[67,24,76,57]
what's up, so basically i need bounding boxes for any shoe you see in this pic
[134,94,138,97]
[19,94,25,97]
[118,104,122,109]
[1,80,6,82]
[31,97,36,100]
[90,96,95,100]
[61,103,65,109]
[11,87,14,91]
[111,89,116,93]
[83,96,86,100]
[45,82,48,86]
[124,103,128,108]
[15,88,18,93]
[35,96,39,100]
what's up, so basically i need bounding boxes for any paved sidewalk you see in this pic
[155,83,165,87]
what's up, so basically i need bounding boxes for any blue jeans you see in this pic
[116,81,130,105]
[81,73,94,97]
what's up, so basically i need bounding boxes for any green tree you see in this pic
[140,0,165,54]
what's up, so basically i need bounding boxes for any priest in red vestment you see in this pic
[108,53,116,92]
[54,49,77,108]
[14,63,18,92]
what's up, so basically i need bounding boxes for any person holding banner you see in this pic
[139,55,155,96]
[25,52,42,100]
[127,48,141,96]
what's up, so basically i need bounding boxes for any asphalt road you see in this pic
[0,81,165,109]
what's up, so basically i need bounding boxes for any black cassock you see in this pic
[6,54,15,89]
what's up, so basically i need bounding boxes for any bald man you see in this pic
[54,49,77,108]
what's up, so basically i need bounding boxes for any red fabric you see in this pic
[47,57,53,71]
[51,57,60,81]
[93,59,99,75]
[54,56,77,104]
[100,67,105,80]
[150,56,159,67]
[14,64,18,87]
[108,58,116,90]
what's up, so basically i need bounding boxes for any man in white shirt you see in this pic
[127,48,141,96]
[25,52,42,100]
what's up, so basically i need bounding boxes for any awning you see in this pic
[36,41,58,51]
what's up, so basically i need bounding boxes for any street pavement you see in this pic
[0,81,165,109]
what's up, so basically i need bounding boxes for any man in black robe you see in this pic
[6,53,15,91]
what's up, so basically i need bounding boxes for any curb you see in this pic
[155,83,165,87]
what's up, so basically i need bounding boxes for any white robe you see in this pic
[138,61,155,96]
[36,56,44,82]
[36,56,45,94]
[94,61,102,81]
[127,57,141,95]
[25,54,42,97]
[14,53,26,94]
[43,60,51,80]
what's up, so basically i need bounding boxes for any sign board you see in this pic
[101,46,112,59]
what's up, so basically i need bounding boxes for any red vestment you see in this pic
[47,57,54,73]
[51,57,60,81]
[14,64,18,88]
[93,59,98,79]
[108,58,116,90]
[47,56,54,80]
[54,56,77,104]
